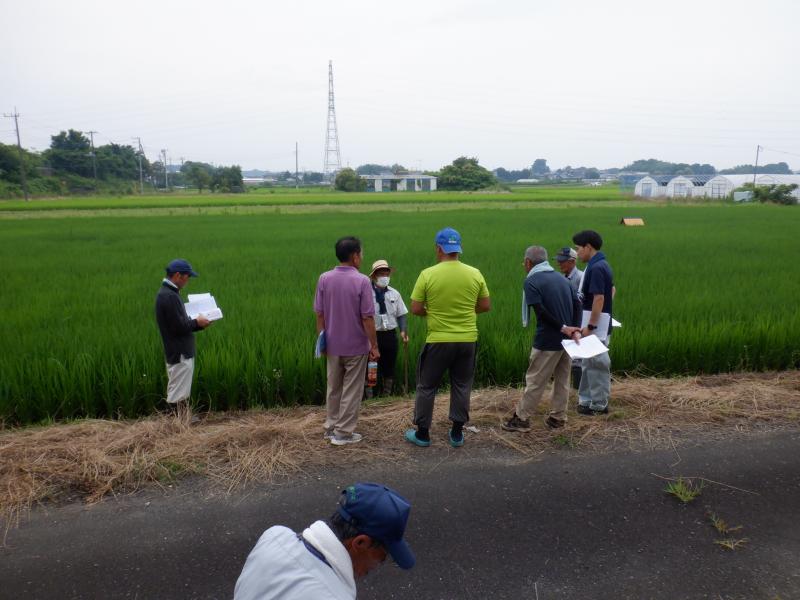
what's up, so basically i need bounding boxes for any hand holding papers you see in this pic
[561,334,609,360]
[185,293,224,321]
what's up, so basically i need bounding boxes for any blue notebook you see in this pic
[314,330,326,358]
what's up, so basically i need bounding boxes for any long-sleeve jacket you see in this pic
[155,281,201,364]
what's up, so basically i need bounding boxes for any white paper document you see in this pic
[561,334,609,360]
[581,311,611,341]
[185,292,224,321]
[611,318,622,328]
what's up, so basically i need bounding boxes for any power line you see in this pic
[759,146,800,159]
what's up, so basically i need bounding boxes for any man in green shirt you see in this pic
[404,227,490,448]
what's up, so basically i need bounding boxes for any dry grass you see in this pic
[2,370,799,534]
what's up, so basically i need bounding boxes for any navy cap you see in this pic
[435,227,462,254]
[166,258,198,277]
[337,483,415,570]
[555,247,577,263]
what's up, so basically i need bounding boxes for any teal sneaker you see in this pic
[448,430,464,448]
[404,429,431,447]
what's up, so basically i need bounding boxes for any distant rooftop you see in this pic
[360,172,436,179]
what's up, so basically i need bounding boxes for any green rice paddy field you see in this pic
[1,199,798,424]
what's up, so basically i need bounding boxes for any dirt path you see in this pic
[2,429,799,599]
[2,370,798,534]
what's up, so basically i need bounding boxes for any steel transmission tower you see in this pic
[323,60,342,177]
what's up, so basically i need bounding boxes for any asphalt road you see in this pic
[2,430,799,600]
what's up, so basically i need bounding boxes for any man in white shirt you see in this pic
[234,483,415,600]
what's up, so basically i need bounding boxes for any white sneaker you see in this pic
[330,432,363,446]
[323,429,334,440]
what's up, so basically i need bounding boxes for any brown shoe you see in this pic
[544,416,565,429]
[502,413,531,432]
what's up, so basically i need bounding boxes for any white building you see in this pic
[703,174,800,199]
[634,175,669,197]
[360,172,437,192]
[666,175,713,198]
[703,175,757,198]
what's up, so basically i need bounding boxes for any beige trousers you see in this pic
[516,348,571,421]
[166,355,194,404]
[325,354,368,436]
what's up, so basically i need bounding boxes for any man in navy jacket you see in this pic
[155,258,210,413]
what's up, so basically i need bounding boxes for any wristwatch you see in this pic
[587,324,597,331]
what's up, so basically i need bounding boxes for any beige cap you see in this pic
[369,259,394,276]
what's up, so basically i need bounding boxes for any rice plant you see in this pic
[0,202,798,424]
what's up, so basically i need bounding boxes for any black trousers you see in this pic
[377,329,399,379]
[414,342,476,429]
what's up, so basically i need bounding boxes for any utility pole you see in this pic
[753,145,761,188]
[86,130,98,182]
[133,137,145,194]
[3,108,29,201]
[161,148,169,189]
[295,142,299,189]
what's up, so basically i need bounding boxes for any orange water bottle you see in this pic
[367,361,378,387]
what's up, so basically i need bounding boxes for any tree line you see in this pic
[0,129,243,198]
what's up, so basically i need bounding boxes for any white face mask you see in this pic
[376,276,390,288]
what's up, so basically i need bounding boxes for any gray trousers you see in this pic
[577,337,611,410]
[414,342,476,429]
[325,354,368,436]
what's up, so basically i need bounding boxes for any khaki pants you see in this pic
[166,355,194,404]
[325,354,368,437]
[516,348,571,421]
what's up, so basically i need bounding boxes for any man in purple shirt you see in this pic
[314,237,380,446]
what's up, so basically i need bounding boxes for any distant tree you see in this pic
[494,167,512,182]
[45,129,93,177]
[303,171,325,184]
[151,160,167,188]
[584,168,600,180]
[720,162,792,175]
[211,165,244,192]
[391,163,408,174]
[334,167,367,192]
[276,170,293,182]
[531,158,550,176]
[623,158,716,176]
[356,164,391,175]
[436,157,496,191]
[493,167,532,182]
[95,143,142,180]
[690,163,716,174]
[186,164,211,193]
[0,143,42,183]
[740,182,798,205]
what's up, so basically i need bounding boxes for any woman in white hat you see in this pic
[367,259,409,397]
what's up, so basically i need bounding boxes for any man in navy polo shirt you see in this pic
[573,230,614,415]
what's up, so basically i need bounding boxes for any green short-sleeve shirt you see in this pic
[411,260,490,343]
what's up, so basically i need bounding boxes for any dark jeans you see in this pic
[377,329,398,379]
[414,342,476,429]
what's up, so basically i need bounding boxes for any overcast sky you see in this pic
[2,0,798,172]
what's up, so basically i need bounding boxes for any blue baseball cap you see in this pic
[435,227,462,254]
[337,483,415,570]
[165,258,198,277]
